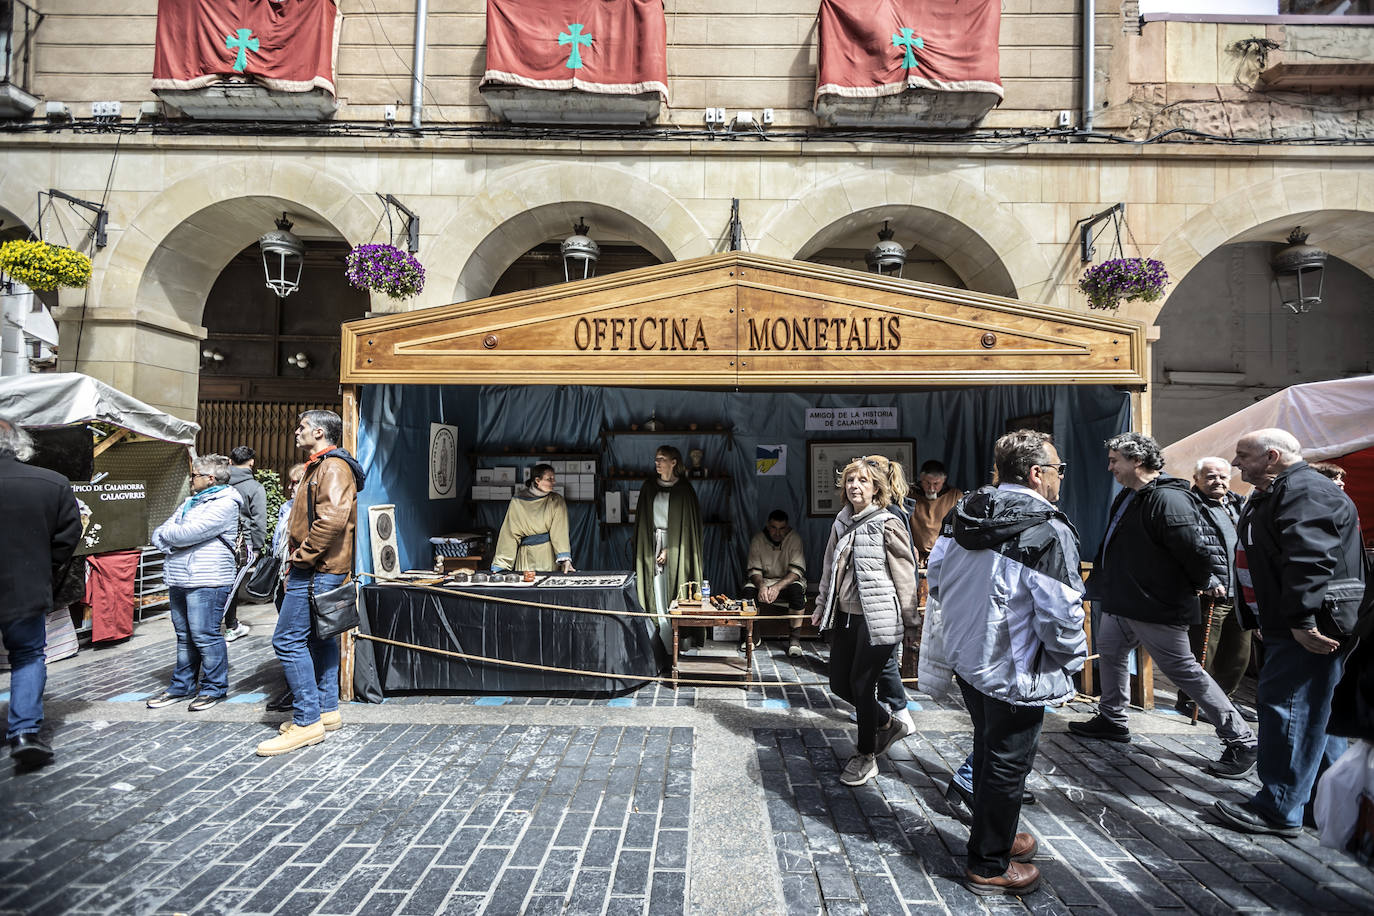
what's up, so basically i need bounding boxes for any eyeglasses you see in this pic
[849,457,883,468]
[1038,463,1068,477]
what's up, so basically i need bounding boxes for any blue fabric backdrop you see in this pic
[355,384,1131,585]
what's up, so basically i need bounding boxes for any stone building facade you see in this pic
[0,1,1370,448]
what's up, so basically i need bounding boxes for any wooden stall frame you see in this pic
[335,253,1154,704]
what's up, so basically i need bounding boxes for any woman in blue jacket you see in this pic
[145,454,243,712]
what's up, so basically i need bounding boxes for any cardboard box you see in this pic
[471,486,486,501]
[549,460,566,473]
[491,485,515,499]
[577,460,597,474]
[475,468,494,483]
[605,491,623,523]
[627,490,640,510]
[493,466,517,484]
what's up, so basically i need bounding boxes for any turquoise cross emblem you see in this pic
[892,28,924,69]
[558,23,592,70]
[225,28,259,72]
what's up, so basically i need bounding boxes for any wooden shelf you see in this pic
[603,428,730,437]
[471,451,598,459]
[604,473,732,481]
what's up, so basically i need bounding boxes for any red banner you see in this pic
[152,0,340,95]
[816,0,1002,102]
[483,0,668,100]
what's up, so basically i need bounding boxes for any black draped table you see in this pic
[358,572,666,698]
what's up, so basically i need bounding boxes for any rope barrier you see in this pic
[369,579,813,622]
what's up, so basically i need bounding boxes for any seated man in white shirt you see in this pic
[742,510,807,657]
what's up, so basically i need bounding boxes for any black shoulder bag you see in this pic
[306,461,360,639]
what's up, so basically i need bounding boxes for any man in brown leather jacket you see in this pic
[256,410,366,757]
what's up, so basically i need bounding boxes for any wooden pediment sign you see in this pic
[340,253,1146,387]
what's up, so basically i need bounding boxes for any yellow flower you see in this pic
[0,239,92,291]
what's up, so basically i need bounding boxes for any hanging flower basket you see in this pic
[1078,257,1168,311]
[0,239,92,292]
[344,243,425,300]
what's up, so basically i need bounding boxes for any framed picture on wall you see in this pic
[807,439,916,517]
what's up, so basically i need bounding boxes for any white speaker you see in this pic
[368,504,400,580]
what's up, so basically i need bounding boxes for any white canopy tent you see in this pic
[1162,375,1374,507]
[0,372,199,445]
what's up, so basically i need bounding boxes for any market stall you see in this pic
[337,252,1149,699]
[0,372,198,646]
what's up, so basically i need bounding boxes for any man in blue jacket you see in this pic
[1214,428,1364,836]
[1068,432,1257,778]
[928,429,1086,897]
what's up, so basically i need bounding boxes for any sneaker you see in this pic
[256,721,326,757]
[1206,742,1257,779]
[1237,703,1259,723]
[146,691,188,709]
[874,714,912,756]
[1067,714,1131,743]
[279,710,342,734]
[188,695,222,712]
[891,706,915,734]
[839,753,879,786]
[1174,697,1196,717]
[224,622,251,642]
[965,862,1040,897]
[787,636,803,658]
[1213,799,1301,837]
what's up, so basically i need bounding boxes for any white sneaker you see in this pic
[224,622,251,642]
[892,706,915,733]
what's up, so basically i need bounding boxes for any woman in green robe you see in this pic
[634,445,704,649]
[492,464,575,574]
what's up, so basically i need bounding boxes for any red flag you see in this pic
[816,0,1002,103]
[152,0,341,95]
[483,0,668,100]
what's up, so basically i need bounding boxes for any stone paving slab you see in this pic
[2,605,1371,915]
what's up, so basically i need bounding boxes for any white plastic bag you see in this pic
[917,593,955,700]
[1314,739,1374,850]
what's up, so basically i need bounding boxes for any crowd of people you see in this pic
[799,426,1366,896]
[2,404,1368,900]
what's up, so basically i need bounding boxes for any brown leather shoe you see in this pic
[964,862,1041,896]
[1010,832,1038,863]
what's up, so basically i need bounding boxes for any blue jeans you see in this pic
[274,568,343,727]
[167,585,232,698]
[954,754,975,793]
[2,614,48,739]
[1250,637,1347,827]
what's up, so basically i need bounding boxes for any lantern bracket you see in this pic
[40,189,109,249]
[376,194,420,253]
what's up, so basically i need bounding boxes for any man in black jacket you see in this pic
[1068,433,1257,778]
[1214,428,1363,837]
[0,416,82,769]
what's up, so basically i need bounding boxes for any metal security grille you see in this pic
[196,400,340,479]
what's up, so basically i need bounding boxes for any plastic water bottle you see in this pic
[701,579,711,602]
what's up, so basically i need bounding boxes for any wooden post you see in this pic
[340,384,360,703]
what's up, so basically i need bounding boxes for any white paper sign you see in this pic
[805,407,898,431]
[429,423,458,500]
[756,444,787,476]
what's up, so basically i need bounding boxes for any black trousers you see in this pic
[956,675,1044,877]
[742,581,806,630]
[829,613,897,754]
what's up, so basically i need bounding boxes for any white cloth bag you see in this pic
[1313,739,1374,850]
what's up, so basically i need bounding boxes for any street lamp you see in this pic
[865,221,906,277]
[1271,227,1327,314]
[259,213,305,298]
[561,218,599,282]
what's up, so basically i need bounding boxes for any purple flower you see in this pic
[345,244,426,300]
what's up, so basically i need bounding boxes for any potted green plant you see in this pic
[1077,257,1169,310]
[344,243,426,301]
[0,239,93,291]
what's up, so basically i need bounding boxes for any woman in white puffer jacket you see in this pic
[812,456,920,788]
[145,454,243,712]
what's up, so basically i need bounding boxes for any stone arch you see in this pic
[102,159,382,327]
[755,170,1055,304]
[1143,168,1374,324]
[429,163,708,303]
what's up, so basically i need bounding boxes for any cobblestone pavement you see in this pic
[1,604,1370,915]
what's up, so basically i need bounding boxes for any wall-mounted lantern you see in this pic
[1271,226,1327,314]
[259,213,305,298]
[561,218,600,282]
[865,221,906,277]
